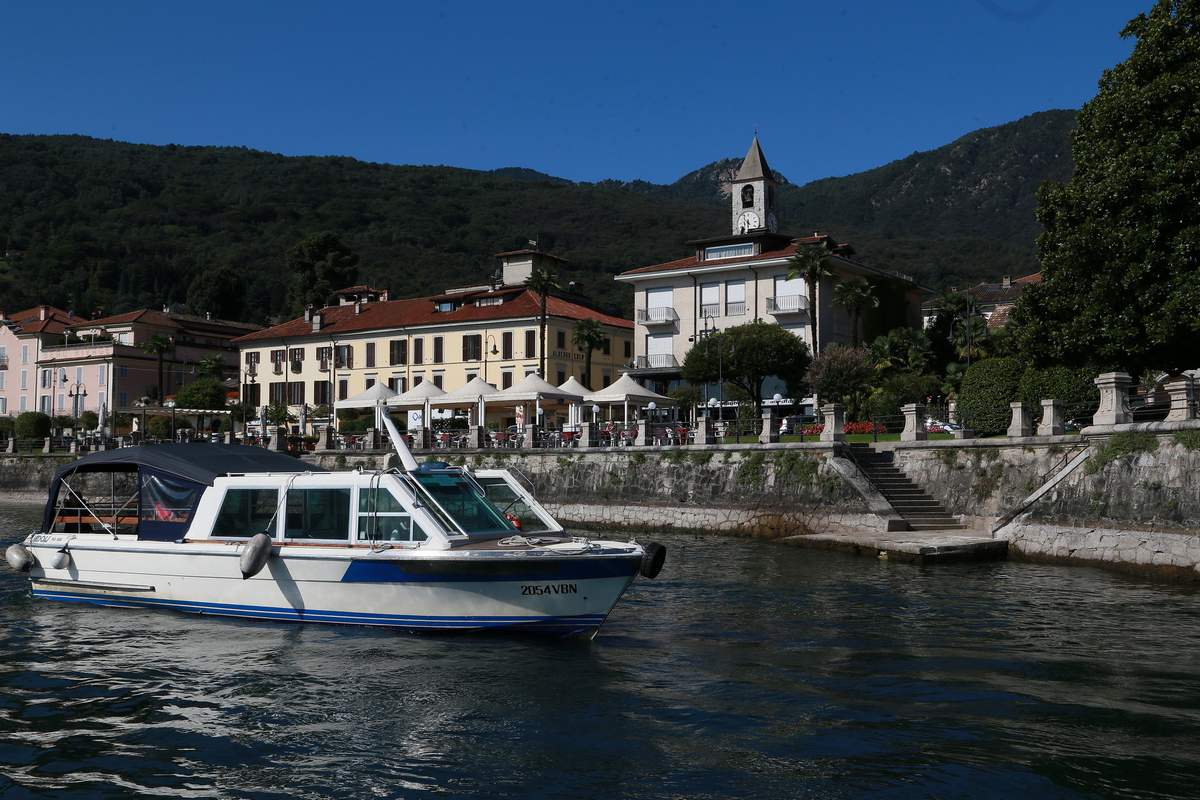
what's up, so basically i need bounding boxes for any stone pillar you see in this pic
[952,427,975,440]
[693,417,715,446]
[523,424,540,449]
[1093,371,1133,426]
[365,428,382,450]
[759,412,779,444]
[319,424,336,450]
[578,422,594,448]
[222,431,234,445]
[272,426,289,452]
[900,404,927,442]
[819,403,845,442]
[96,439,108,452]
[42,437,52,454]
[5,438,14,453]
[467,426,483,449]
[1164,376,1197,422]
[69,440,78,455]
[1038,399,1065,436]
[1007,402,1034,438]
[635,420,650,446]
[414,428,432,450]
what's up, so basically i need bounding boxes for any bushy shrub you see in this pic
[0,417,13,437]
[79,410,99,430]
[808,346,874,418]
[174,377,228,409]
[866,372,940,420]
[14,411,51,440]
[957,357,1024,434]
[1017,366,1098,418]
[146,415,172,439]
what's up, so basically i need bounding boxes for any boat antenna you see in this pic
[378,402,419,471]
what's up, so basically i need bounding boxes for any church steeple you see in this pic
[731,135,778,234]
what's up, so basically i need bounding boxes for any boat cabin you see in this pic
[42,445,562,549]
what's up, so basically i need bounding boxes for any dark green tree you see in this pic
[831,279,879,347]
[807,345,874,419]
[140,334,171,402]
[524,265,560,378]
[786,240,834,353]
[571,318,606,389]
[1012,0,1200,373]
[15,411,51,440]
[681,321,811,414]
[186,263,245,321]
[174,377,228,409]
[285,232,360,315]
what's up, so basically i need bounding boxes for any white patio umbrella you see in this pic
[431,376,499,426]
[585,372,676,423]
[558,376,590,426]
[492,373,583,432]
[387,381,448,431]
[336,382,399,430]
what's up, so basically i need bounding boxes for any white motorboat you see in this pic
[5,420,665,638]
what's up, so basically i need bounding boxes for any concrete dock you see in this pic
[782,527,1008,563]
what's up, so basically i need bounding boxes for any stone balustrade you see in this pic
[1038,399,1065,436]
[1008,402,1034,438]
[819,403,845,443]
[900,403,927,441]
[1093,371,1133,426]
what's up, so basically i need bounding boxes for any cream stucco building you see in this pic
[233,253,633,428]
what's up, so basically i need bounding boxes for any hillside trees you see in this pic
[285,233,360,314]
[1012,0,1200,374]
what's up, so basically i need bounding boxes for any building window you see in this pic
[433,374,443,389]
[435,301,454,313]
[476,296,503,307]
[726,279,747,316]
[119,365,128,378]
[704,243,754,260]
[75,366,83,383]
[465,372,477,381]
[20,370,27,390]
[269,382,286,405]
[0,398,5,414]
[117,392,127,408]
[556,330,566,349]
[700,283,719,318]
[243,383,261,407]
[624,340,631,358]
[602,371,611,387]
[524,368,536,377]
[602,338,611,355]
[245,351,260,365]
[413,338,424,365]
[502,372,513,389]
[389,339,407,365]
[20,396,28,412]
[365,342,376,368]
[57,393,65,411]
[98,366,106,386]
[433,336,444,364]
[741,184,754,208]
[0,371,4,390]
[524,330,536,358]
[462,334,482,361]
[502,332,513,359]
[338,380,348,401]
[312,381,330,406]
[335,345,353,370]
[287,381,305,405]
[365,378,376,390]
[414,375,423,386]
[21,345,28,365]
[556,370,565,385]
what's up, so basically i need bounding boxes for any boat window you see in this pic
[285,488,351,540]
[475,476,551,533]
[357,486,427,543]
[413,472,514,536]
[213,489,279,538]
[52,472,140,535]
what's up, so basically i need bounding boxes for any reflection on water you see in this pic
[2,501,1200,798]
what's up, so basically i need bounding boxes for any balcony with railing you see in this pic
[634,354,680,370]
[766,295,810,315]
[636,307,679,326]
[725,301,746,317]
[700,303,720,319]
[289,360,303,374]
[272,362,284,375]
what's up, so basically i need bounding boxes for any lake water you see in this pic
[2,501,1199,799]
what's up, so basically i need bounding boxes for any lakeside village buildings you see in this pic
[0,138,930,435]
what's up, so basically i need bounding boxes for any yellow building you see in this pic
[232,253,633,428]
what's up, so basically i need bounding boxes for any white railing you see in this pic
[700,303,720,318]
[635,354,679,369]
[725,301,746,316]
[767,295,809,314]
[636,307,679,325]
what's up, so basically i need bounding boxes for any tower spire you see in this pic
[735,135,773,182]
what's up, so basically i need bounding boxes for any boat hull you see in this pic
[24,540,641,637]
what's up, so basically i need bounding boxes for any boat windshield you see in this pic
[412,471,515,537]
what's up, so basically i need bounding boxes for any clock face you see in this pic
[766,212,778,233]
[738,211,761,231]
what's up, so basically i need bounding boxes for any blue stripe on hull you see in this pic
[339,555,641,583]
[30,589,607,634]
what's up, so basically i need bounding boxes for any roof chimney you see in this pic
[205,311,212,320]
[304,305,314,323]
[39,305,48,321]
[1002,275,1012,288]
[354,300,363,315]
[311,312,323,333]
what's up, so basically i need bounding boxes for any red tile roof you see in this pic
[2,305,79,335]
[617,234,841,278]
[232,289,632,344]
[68,309,260,336]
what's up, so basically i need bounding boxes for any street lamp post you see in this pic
[67,382,88,425]
[241,368,257,441]
[483,335,499,383]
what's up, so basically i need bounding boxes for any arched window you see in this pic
[741,184,754,208]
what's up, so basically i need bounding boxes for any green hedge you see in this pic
[1017,366,1098,416]
[14,411,51,439]
[957,357,1024,434]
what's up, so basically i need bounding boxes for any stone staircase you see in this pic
[847,444,964,531]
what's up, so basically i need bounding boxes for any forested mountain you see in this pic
[0,110,1075,325]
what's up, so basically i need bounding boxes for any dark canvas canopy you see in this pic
[45,444,324,538]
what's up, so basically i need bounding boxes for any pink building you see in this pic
[1,307,259,424]
[0,306,81,417]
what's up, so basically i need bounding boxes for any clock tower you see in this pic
[731,135,777,235]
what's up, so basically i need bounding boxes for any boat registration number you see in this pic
[31,534,72,546]
[521,583,578,596]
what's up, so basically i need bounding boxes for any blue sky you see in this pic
[2,1,1141,185]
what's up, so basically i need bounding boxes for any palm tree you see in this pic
[786,241,834,355]
[140,334,172,402]
[831,279,879,347]
[524,265,560,377]
[571,319,606,389]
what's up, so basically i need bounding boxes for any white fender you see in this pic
[239,532,274,579]
[49,548,71,570]
[5,543,34,572]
